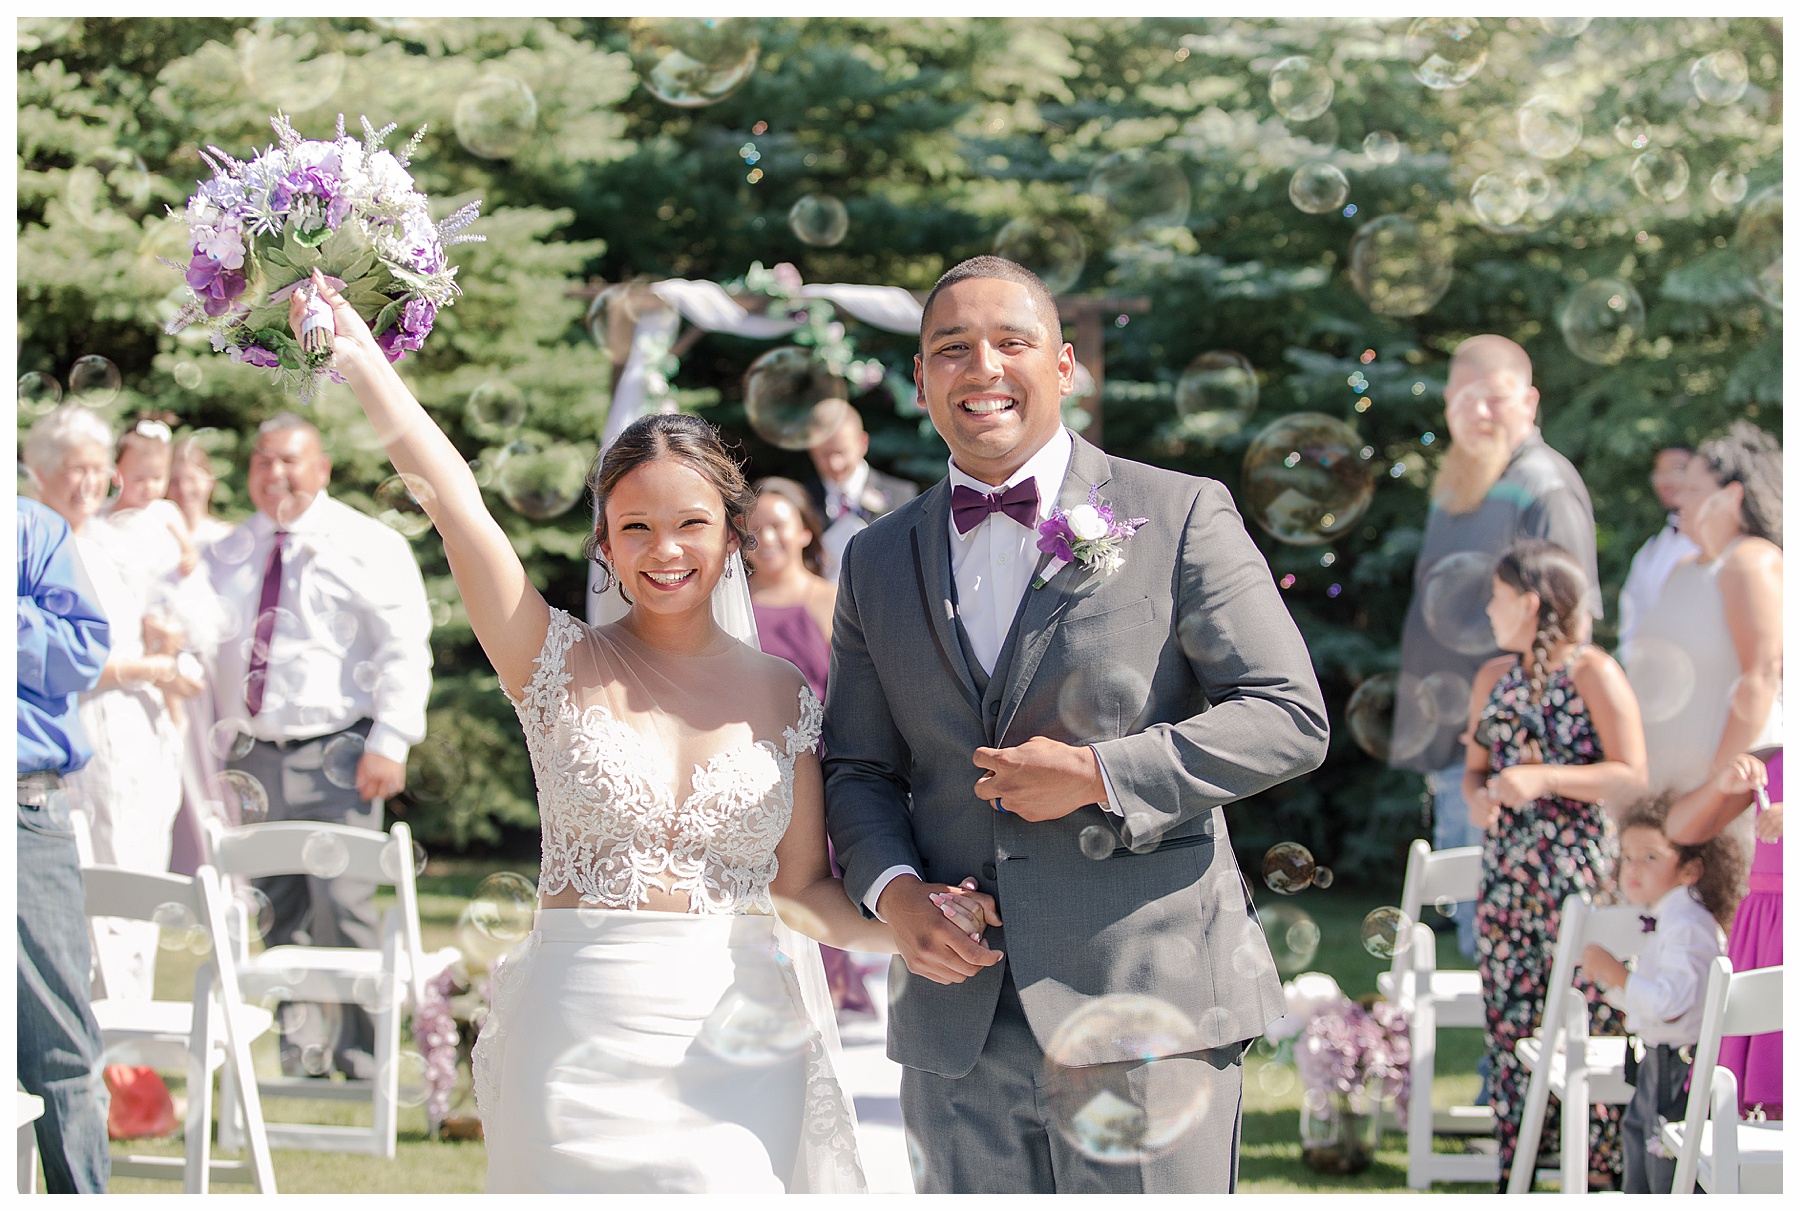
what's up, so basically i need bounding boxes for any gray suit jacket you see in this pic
[823,433,1329,1078]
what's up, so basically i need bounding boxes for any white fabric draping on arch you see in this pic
[588,278,924,625]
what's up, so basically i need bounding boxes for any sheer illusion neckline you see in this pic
[601,618,746,661]
[577,695,794,812]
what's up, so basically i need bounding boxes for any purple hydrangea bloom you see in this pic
[401,297,437,337]
[186,252,248,317]
[271,166,345,229]
[235,345,280,368]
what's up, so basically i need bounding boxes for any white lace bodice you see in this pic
[507,608,822,915]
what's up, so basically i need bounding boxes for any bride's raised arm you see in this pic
[291,270,549,698]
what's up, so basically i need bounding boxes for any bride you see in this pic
[293,274,993,1192]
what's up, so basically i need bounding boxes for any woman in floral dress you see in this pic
[1461,539,1648,1190]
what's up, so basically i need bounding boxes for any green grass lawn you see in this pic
[106,860,1496,1193]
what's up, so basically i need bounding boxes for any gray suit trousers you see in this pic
[900,968,1244,1194]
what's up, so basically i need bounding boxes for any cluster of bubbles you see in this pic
[1288,162,1349,215]
[788,194,849,247]
[467,381,528,435]
[1088,150,1190,232]
[19,356,122,417]
[455,76,538,160]
[457,872,537,967]
[1406,17,1489,90]
[1560,277,1647,366]
[1041,994,1208,1163]
[1262,843,1333,894]
[630,17,761,109]
[1621,635,1698,725]
[1690,50,1750,106]
[373,474,436,539]
[1349,217,1454,317]
[743,346,849,450]
[494,441,589,520]
[1240,414,1375,546]
[1259,902,1322,973]
[1173,351,1258,443]
[1268,56,1333,122]
[1469,165,1563,234]
[152,900,212,955]
[1359,906,1414,960]
[991,216,1086,295]
[1732,187,1781,309]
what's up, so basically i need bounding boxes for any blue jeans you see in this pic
[1428,762,1479,960]
[17,790,111,1194]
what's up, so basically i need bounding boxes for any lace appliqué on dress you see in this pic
[471,930,539,1129]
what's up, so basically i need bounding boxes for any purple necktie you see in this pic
[951,479,1039,535]
[245,530,286,716]
[1639,914,1658,933]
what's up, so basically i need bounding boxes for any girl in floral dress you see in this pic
[1461,539,1649,1190]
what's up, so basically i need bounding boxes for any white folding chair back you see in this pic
[81,864,276,1193]
[17,1092,45,1194]
[1508,895,1645,1193]
[1666,959,1784,1194]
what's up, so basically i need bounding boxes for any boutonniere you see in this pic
[1032,486,1148,589]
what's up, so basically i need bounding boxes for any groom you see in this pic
[822,257,1329,1193]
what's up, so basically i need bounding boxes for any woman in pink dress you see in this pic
[1667,746,1782,1118]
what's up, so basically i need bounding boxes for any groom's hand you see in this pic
[877,876,1003,985]
[972,737,1107,823]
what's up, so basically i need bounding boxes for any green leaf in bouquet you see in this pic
[242,302,293,333]
[341,279,398,313]
[254,327,295,354]
[316,222,374,277]
[370,298,403,337]
[293,220,334,249]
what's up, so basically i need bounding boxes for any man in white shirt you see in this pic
[207,413,432,1078]
[804,405,918,582]
[1615,446,1699,652]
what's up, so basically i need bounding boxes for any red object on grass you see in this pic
[104,1064,177,1140]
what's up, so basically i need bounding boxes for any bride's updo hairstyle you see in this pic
[584,412,758,596]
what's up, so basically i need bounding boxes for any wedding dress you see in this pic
[472,600,866,1193]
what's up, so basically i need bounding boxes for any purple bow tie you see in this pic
[951,479,1039,535]
[1640,914,1658,933]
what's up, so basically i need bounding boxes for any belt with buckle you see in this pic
[18,769,65,806]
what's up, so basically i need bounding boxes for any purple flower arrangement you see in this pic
[1032,485,1148,588]
[1292,996,1412,1125]
[413,966,462,1133]
[167,113,482,401]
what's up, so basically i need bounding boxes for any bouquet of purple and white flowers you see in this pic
[168,113,482,401]
[1272,973,1411,1124]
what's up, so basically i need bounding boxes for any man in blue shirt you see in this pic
[18,497,113,1193]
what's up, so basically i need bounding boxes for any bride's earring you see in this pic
[723,558,735,580]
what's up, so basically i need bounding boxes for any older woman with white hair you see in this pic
[23,404,202,1000]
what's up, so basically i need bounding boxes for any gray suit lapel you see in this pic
[909,482,985,720]
[994,435,1113,744]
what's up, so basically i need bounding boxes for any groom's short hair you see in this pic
[919,256,1062,344]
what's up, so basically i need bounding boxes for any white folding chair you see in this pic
[1376,840,1495,1188]
[203,818,451,1158]
[17,1091,45,1194]
[1664,958,1784,1193]
[1508,894,1643,1193]
[82,863,277,1193]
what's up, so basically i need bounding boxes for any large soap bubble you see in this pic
[301,830,351,879]
[1690,50,1749,106]
[1240,414,1376,546]
[1346,672,1397,761]
[467,873,537,946]
[1559,277,1645,365]
[1348,216,1454,317]
[68,355,122,406]
[1289,162,1349,215]
[1631,151,1690,203]
[1262,842,1317,894]
[992,216,1086,294]
[1361,907,1415,959]
[1421,550,1500,655]
[1173,351,1258,442]
[631,17,761,108]
[1709,168,1749,207]
[1406,17,1489,89]
[373,474,436,538]
[322,733,366,791]
[1042,995,1207,1163]
[454,76,538,160]
[1268,56,1334,122]
[1089,150,1191,232]
[743,347,849,451]
[467,381,526,434]
[1259,902,1321,973]
[1732,187,1781,309]
[1470,171,1530,229]
[1622,635,1698,725]
[1362,131,1402,165]
[217,769,270,825]
[19,371,62,417]
[1517,97,1582,160]
[496,441,589,520]
[1416,670,1472,728]
[787,194,849,247]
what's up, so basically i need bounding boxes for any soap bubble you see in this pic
[68,355,122,405]
[699,983,812,1064]
[1289,162,1349,214]
[217,769,269,825]
[467,873,537,946]
[1406,17,1489,89]
[1259,903,1321,973]
[172,362,203,390]
[239,29,344,113]
[234,885,275,945]
[1240,414,1376,546]
[1042,995,1206,1163]
[373,474,435,538]
[1311,866,1335,890]
[1517,97,1582,160]
[429,599,453,629]
[1349,216,1454,316]
[379,837,429,884]
[631,17,761,109]
[1421,550,1500,655]
[1089,150,1191,232]
[1416,670,1472,727]
[1346,672,1397,761]
[321,733,365,790]
[1434,895,1459,918]
[1539,17,1593,37]
[466,381,526,434]
[208,720,256,762]
[992,216,1086,294]
[1732,187,1781,309]
[408,733,466,803]
[1057,665,1151,739]
[153,901,200,952]
[496,441,588,520]
[1360,907,1414,960]
[787,194,849,247]
[379,1049,430,1109]
[744,347,849,451]
[1622,635,1698,724]
[1631,150,1690,203]
[352,972,400,1014]
[454,76,537,160]
[299,1044,331,1076]
[19,371,62,416]
[1361,131,1402,165]
[1258,1061,1298,1099]
[1262,843,1316,894]
[1173,351,1258,442]
[1612,116,1651,150]
[1709,168,1749,207]
[1268,56,1334,122]
[1079,825,1117,861]
[353,662,382,693]
[211,524,256,566]
[1471,171,1530,229]
[1560,277,1645,365]
[322,610,358,652]
[1690,50,1749,106]
[301,831,351,879]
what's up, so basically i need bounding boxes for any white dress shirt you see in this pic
[1606,885,1724,1046]
[1616,518,1700,652]
[205,493,433,764]
[864,428,1123,916]
[822,460,872,522]
[818,461,873,584]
